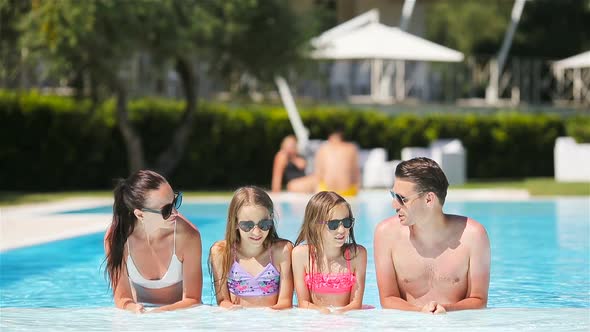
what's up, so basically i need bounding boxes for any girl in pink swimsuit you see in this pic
[209,186,294,309]
[292,191,367,314]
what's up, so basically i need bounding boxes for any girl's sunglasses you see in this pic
[318,217,355,231]
[238,219,274,232]
[142,191,182,220]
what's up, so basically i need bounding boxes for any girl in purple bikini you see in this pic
[209,186,294,309]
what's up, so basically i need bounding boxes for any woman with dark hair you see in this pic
[104,170,202,313]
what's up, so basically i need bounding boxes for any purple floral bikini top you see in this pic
[227,246,280,297]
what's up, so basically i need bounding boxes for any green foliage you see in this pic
[1,92,581,190]
[565,115,590,143]
[513,0,590,58]
[426,0,590,57]
[13,0,314,94]
[426,1,511,55]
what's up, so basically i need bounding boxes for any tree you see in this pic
[16,0,314,176]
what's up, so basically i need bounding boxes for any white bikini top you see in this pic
[126,221,183,289]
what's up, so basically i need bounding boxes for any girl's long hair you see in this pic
[208,186,281,298]
[104,170,167,291]
[294,191,358,275]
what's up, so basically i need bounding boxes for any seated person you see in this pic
[271,135,316,193]
[315,129,360,197]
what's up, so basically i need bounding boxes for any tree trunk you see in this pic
[154,56,199,177]
[115,84,146,174]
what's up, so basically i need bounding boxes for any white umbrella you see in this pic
[553,50,590,70]
[553,51,590,104]
[311,22,464,62]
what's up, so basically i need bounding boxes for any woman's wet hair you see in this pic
[104,169,167,291]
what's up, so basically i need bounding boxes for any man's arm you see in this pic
[374,219,420,311]
[350,144,361,188]
[443,220,491,311]
[313,146,325,182]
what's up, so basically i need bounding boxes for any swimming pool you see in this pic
[1,195,589,331]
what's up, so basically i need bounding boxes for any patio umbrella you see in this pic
[553,51,590,104]
[553,50,590,70]
[310,21,463,102]
[311,21,464,62]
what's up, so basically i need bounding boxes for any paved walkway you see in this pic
[0,189,530,252]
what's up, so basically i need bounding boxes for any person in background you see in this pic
[374,157,490,314]
[104,169,202,313]
[292,191,367,313]
[271,135,316,193]
[209,186,293,309]
[314,129,360,197]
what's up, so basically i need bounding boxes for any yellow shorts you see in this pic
[318,182,358,197]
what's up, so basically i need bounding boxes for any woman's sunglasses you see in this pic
[142,191,183,220]
[318,217,355,231]
[238,219,274,232]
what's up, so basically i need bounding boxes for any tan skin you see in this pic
[315,133,360,192]
[292,203,367,314]
[271,136,316,193]
[104,183,203,313]
[374,178,490,314]
[210,205,294,310]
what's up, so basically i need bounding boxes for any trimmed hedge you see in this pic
[1,90,586,191]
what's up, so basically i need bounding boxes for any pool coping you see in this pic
[1,189,586,252]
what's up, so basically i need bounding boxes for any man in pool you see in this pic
[374,157,490,314]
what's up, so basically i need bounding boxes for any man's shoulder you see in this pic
[449,215,489,245]
[375,216,402,236]
[464,217,488,236]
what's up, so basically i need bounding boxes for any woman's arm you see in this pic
[153,219,202,312]
[335,246,367,314]
[271,152,287,192]
[104,231,144,313]
[270,241,294,310]
[290,155,307,171]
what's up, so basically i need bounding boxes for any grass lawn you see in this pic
[0,190,234,206]
[1,178,588,206]
[454,177,590,196]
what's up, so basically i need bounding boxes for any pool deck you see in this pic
[0,189,533,252]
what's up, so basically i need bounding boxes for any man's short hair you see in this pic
[395,157,449,205]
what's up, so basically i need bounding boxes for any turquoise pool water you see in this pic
[1,195,589,331]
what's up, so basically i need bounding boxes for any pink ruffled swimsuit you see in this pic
[305,248,356,294]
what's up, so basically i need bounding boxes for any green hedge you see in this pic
[1,90,586,191]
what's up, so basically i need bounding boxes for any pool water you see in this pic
[1,195,589,330]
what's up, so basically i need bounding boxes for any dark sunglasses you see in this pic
[238,219,274,232]
[389,190,422,206]
[142,191,182,220]
[318,217,355,231]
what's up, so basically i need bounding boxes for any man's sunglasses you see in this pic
[389,190,422,206]
[238,219,274,232]
[142,191,182,220]
[317,217,355,231]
